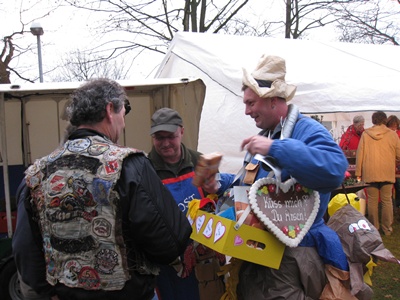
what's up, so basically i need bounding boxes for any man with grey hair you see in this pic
[339,115,365,150]
[13,78,192,300]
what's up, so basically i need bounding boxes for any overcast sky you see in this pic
[1,0,389,84]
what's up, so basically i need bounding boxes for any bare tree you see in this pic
[331,0,399,45]
[1,32,34,83]
[52,49,132,81]
[1,1,61,83]
[61,0,250,60]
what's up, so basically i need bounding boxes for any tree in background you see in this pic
[331,0,399,45]
[0,1,60,83]
[60,0,252,61]
[0,32,32,84]
[52,49,132,81]
[61,0,399,64]
[3,0,399,83]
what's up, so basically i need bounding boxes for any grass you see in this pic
[369,213,400,299]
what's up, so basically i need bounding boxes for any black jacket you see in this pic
[12,129,192,300]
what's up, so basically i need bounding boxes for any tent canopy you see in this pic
[155,32,400,173]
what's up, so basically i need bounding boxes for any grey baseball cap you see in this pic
[150,108,183,134]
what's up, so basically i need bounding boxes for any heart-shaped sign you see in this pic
[214,221,226,243]
[196,214,206,233]
[203,218,213,238]
[248,177,320,247]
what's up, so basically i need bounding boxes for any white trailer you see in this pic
[0,78,206,237]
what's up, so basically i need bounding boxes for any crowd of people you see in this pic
[338,112,400,236]
[11,54,399,300]
[355,111,400,236]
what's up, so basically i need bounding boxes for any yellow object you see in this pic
[364,258,377,286]
[187,199,201,221]
[190,210,285,269]
[218,258,243,300]
[206,193,218,201]
[328,193,361,217]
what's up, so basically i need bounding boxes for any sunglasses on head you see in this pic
[124,99,131,116]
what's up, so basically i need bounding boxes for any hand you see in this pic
[202,174,220,194]
[241,135,273,156]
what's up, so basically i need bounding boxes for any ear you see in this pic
[105,102,114,122]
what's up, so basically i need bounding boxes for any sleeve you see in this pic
[396,136,400,161]
[216,172,236,195]
[12,180,56,296]
[268,118,348,194]
[355,134,365,177]
[339,131,348,149]
[118,154,192,265]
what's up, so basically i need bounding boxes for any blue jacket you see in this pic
[220,114,349,270]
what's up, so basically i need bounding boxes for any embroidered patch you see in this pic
[67,138,91,152]
[48,146,66,162]
[31,189,45,209]
[68,176,96,207]
[49,174,66,195]
[95,249,119,275]
[26,173,42,189]
[51,235,97,254]
[78,266,100,289]
[104,160,119,174]
[88,143,110,156]
[92,178,112,205]
[26,163,41,175]
[92,218,112,238]
[47,155,101,176]
[103,149,123,161]
[63,260,82,285]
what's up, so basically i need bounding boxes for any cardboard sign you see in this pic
[190,210,285,269]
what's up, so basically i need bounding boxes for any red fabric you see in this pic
[181,243,226,278]
[339,125,363,150]
[199,198,216,210]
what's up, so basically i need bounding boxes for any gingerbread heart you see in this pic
[248,177,320,247]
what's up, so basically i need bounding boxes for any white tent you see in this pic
[155,32,400,173]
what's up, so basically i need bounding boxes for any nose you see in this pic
[159,138,171,146]
[245,105,251,116]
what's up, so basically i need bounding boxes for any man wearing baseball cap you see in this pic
[148,107,225,300]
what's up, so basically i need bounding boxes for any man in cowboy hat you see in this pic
[208,55,350,299]
[237,55,349,299]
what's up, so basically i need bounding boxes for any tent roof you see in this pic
[155,33,400,173]
[156,32,400,114]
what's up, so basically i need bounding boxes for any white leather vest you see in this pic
[25,135,140,291]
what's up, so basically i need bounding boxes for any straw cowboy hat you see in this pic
[242,55,297,101]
